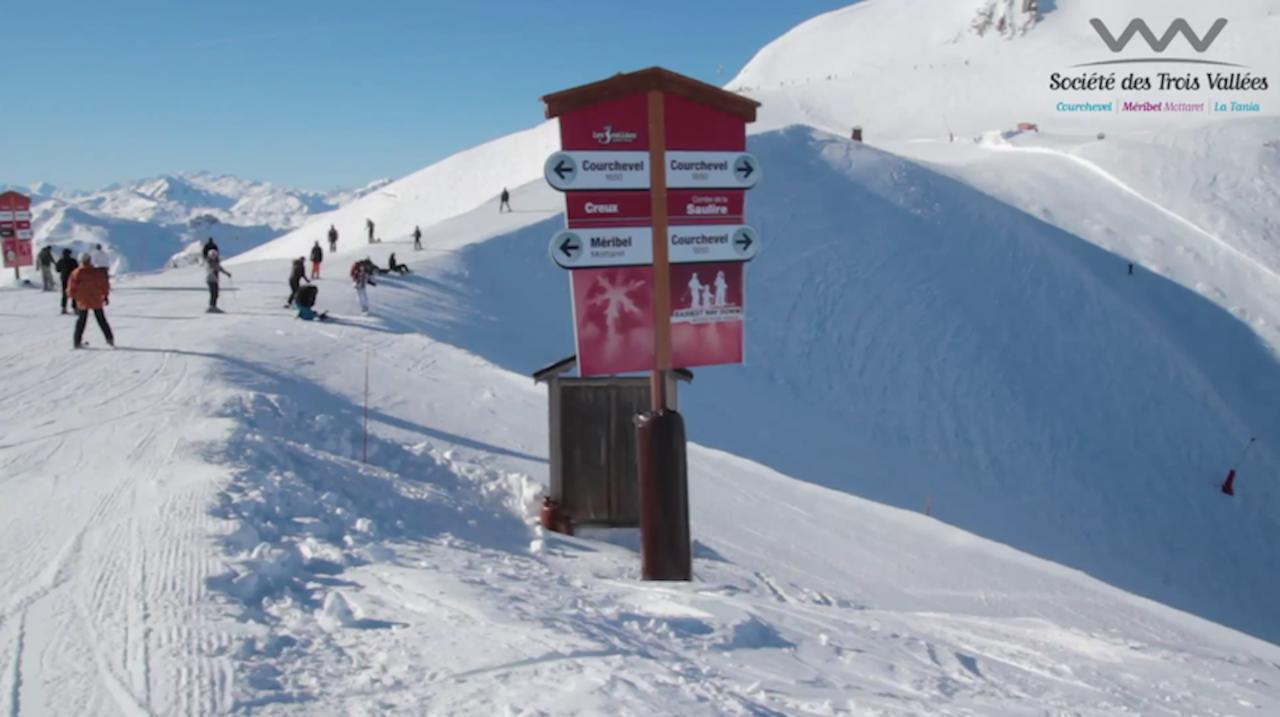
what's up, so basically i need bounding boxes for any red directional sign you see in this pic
[544,69,760,378]
[0,191,33,269]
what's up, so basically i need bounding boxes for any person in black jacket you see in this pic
[285,256,311,308]
[327,224,338,253]
[202,237,219,261]
[310,241,324,279]
[413,225,422,250]
[55,248,78,313]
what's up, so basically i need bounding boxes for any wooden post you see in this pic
[647,89,672,411]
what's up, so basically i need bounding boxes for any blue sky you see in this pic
[2,0,850,192]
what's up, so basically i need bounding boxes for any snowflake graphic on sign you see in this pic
[571,266,655,376]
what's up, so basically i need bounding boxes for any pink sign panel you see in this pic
[571,266,656,376]
[669,262,745,368]
[2,237,33,268]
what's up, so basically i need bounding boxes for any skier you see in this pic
[56,248,77,314]
[310,241,324,279]
[499,188,511,213]
[351,258,377,314]
[285,256,310,308]
[37,245,55,291]
[67,253,114,349]
[201,236,219,261]
[327,224,339,253]
[387,253,410,275]
[90,243,110,277]
[205,249,232,312]
[366,218,375,244]
[413,225,422,250]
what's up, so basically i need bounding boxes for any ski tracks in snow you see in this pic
[0,296,240,716]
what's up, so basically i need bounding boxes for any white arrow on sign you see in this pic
[666,152,761,189]
[548,227,654,269]
[668,224,761,264]
[544,151,651,191]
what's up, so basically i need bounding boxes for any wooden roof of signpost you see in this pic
[541,67,759,122]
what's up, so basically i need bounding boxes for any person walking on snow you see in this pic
[413,225,422,250]
[37,246,55,291]
[310,241,324,279]
[201,236,219,262]
[67,253,114,348]
[285,256,310,308]
[351,258,377,314]
[90,244,110,277]
[327,224,338,253]
[205,249,232,312]
[56,248,77,314]
[366,218,375,244]
[499,188,511,213]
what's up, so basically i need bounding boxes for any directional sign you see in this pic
[549,227,654,269]
[669,189,745,225]
[668,225,760,264]
[544,151,650,191]
[565,191,652,228]
[666,152,761,189]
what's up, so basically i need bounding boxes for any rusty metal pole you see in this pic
[637,89,691,581]
[648,89,672,411]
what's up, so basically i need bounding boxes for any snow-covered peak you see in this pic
[969,0,1043,39]
[730,0,1280,138]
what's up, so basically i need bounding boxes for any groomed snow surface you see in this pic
[3,126,1280,714]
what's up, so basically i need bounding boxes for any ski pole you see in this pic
[362,344,370,464]
[1234,436,1257,468]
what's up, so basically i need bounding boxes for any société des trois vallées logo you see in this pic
[592,125,638,145]
[1051,16,1269,116]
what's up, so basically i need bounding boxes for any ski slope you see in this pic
[2,173,1279,712]
[3,0,1280,712]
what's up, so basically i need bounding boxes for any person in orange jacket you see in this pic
[67,253,115,349]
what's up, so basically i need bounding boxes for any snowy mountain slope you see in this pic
[887,119,1280,353]
[234,122,559,263]
[3,221,1279,714]
[730,0,1280,138]
[730,0,1280,356]
[361,127,1280,649]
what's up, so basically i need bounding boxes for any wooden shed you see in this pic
[533,356,693,529]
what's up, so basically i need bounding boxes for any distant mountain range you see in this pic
[2,172,393,274]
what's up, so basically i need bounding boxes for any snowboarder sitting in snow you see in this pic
[292,284,329,321]
[386,252,410,275]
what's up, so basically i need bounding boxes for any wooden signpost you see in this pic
[542,68,761,580]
